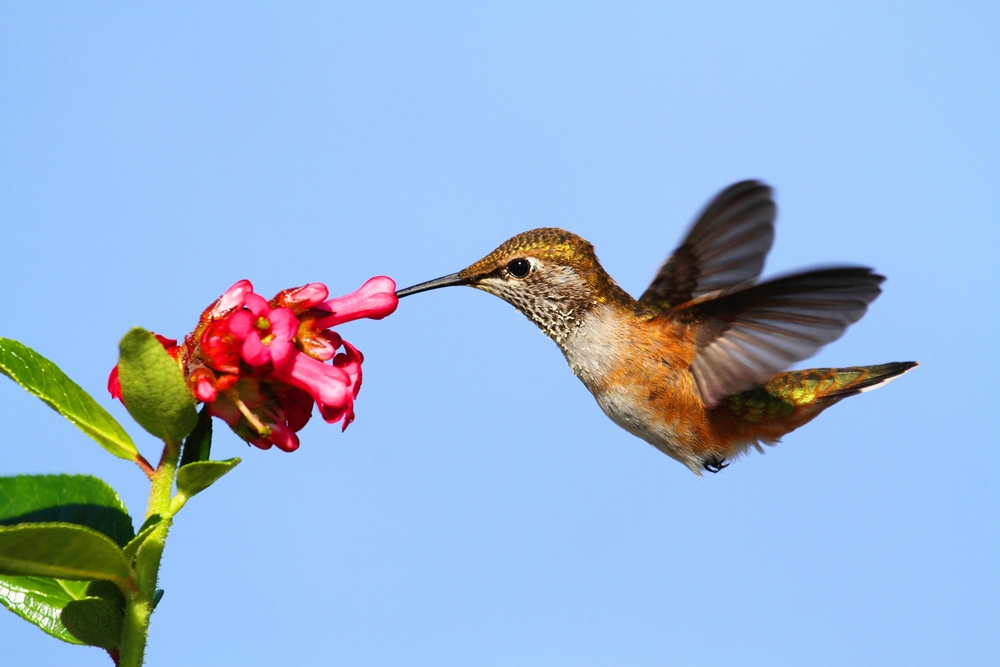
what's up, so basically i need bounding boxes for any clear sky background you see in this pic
[1,4,998,666]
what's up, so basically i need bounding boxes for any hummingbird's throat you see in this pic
[480,264,595,345]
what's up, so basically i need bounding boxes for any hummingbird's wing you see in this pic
[639,181,776,310]
[673,267,884,407]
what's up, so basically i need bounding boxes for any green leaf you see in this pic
[85,579,126,611]
[122,514,161,563]
[117,327,197,443]
[176,458,240,500]
[179,405,213,467]
[0,475,134,547]
[0,338,138,461]
[0,576,89,644]
[61,596,123,650]
[0,523,129,585]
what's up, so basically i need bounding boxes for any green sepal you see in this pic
[0,338,137,461]
[0,474,134,547]
[0,576,89,644]
[176,458,241,500]
[61,596,123,650]
[179,405,213,467]
[116,327,198,443]
[0,523,130,586]
[122,514,162,563]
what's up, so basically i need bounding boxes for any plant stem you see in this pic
[119,439,181,667]
[135,453,155,479]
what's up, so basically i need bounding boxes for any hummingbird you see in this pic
[396,181,917,475]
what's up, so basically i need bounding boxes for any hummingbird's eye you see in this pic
[507,258,531,278]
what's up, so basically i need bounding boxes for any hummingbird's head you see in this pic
[396,228,632,343]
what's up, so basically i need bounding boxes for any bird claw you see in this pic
[703,457,729,473]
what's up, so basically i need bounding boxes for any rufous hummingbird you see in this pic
[396,181,917,474]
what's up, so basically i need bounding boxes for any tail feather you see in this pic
[714,361,918,452]
[817,361,919,400]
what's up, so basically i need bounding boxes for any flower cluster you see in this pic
[110,277,397,452]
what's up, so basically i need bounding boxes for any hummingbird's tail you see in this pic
[714,361,918,450]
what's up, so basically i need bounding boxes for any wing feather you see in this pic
[675,267,884,407]
[640,181,776,308]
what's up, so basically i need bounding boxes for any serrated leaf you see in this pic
[122,514,161,563]
[176,459,241,499]
[0,524,129,585]
[0,475,134,547]
[0,338,137,461]
[117,328,197,442]
[61,596,123,650]
[179,405,213,467]
[0,576,89,644]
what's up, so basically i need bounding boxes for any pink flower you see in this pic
[314,276,398,329]
[228,293,298,369]
[109,277,398,452]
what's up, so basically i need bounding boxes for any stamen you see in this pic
[228,390,271,436]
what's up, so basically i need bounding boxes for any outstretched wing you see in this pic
[673,267,884,407]
[640,181,776,309]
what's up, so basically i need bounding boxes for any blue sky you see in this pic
[1,4,998,665]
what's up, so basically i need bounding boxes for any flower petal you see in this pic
[271,283,330,311]
[341,403,356,431]
[268,423,301,452]
[207,280,253,319]
[208,395,243,426]
[241,332,271,367]
[271,351,352,413]
[194,381,217,403]
[298,332,338,361]
[107,367,122,402]
[189,367,218,402]
[335,341,364,398]
[228,310,256,338]
[152,334,179,351]
[244,292,271,318]
[319,401,349,425]
[281,388,314,432]
[314,276,398,329]
[201,319,242,374]
[268,308,299,368]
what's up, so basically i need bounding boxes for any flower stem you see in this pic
[119,439,181,667]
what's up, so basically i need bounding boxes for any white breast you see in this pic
[559,305,702,472]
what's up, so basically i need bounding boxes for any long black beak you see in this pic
[395,273,469,298]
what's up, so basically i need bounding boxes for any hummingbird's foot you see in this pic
[703,457,729,474]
